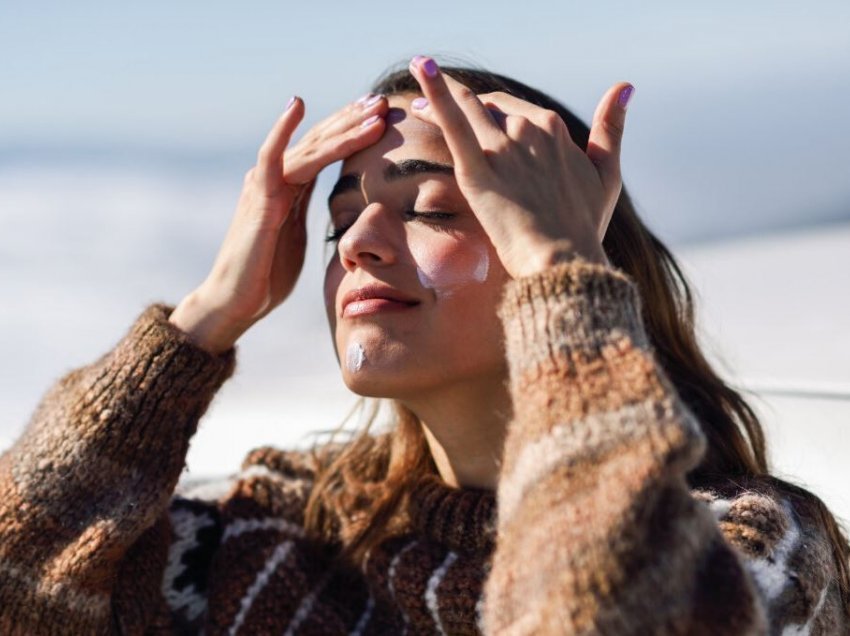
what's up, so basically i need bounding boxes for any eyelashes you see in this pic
[324,224,352,244]
[324,210,456,244]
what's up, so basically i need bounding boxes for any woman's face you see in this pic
[323,94,511,399]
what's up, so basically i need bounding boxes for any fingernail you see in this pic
[411,97,429,110]
[618,85,634,109]
[285,96,297,111]
[356,93,382,107]
[361,114,381,128]
[422,58,439,78]
[410,55,439,78]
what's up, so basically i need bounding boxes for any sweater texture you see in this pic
[0,260,846,634]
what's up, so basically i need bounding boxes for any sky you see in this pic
[1,1,848,513]
[3,1,849,242]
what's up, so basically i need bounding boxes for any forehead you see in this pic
[340,94,452,174]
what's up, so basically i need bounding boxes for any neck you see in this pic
[401,373,511,491]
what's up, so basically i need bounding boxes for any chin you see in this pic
[341,366,411,400]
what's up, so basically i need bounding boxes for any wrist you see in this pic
[168,290,243,355]
[508,238,606,279]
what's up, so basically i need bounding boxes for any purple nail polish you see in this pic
[618,85,634,109]
[411,97,429,110]
[410,55,426,66]
[361,114,380,128]
[422,58,439,78]
[355,93,373,105]
[362,94,382,107]
[285,96,297,111]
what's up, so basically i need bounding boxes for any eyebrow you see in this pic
[327,159,454,207]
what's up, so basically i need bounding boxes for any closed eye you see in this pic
[325,222,353,244]
[404,210,455,222]
[325,210,457,244]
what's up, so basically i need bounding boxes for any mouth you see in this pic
[341,284,421,318]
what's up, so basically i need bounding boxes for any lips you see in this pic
[341,284,420,318]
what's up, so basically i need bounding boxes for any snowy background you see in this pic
[2,2,848,521]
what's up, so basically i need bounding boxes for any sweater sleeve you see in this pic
[483,259,847,635]
[0,304,236,635]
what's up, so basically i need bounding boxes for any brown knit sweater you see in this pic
[0,260,846,635]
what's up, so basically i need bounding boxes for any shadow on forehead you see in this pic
[386,107,407,125]
[342,106,444,159]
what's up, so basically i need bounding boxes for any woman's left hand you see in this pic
[407,56,633,278]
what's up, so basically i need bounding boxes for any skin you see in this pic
[169,57,632,490]
[324,95,513,488]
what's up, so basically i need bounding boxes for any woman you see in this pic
[0,56,847,634]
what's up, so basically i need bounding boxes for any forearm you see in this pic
[0,304,235,632]
[484,260,765,635]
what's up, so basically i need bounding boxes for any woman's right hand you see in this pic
[169,94,388,354]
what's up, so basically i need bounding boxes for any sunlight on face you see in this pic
[323,95,510,400]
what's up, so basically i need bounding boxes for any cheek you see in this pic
[323,259,343,332]
[409,237,490,298]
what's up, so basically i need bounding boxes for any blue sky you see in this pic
[2,1,850,240]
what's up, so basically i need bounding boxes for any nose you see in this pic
[336,203,399,273]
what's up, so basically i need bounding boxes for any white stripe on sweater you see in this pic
[426,551,458,635]
[782,583,829,636]
[388,540,419,628]
[499,397,692,523]
[745,502,801,602]
[708,497,733,520]
[162,506,216,620]
[222,516,305,542]
[284,574,330,636]
[475,589,487,634]
[349,595,375,636]
[228,541,294,636]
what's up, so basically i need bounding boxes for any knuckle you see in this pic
[256,144,272,165]
[491,137,513,155]
[541,109,563,131]
[513,116,533,136]
[601,118,625,138]
[456,86,477,104]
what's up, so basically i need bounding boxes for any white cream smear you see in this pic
[346,342,366,372]
[415,245,489,298]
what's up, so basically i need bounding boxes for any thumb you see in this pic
[586,82,633,193]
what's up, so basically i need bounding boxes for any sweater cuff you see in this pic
[131,302,236,387]
[498,258,649,381]
[8,303,237,523]
[94,302,238,450]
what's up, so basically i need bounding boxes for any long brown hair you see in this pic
[305,63,850,608]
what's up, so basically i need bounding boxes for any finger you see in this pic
[308,93,388,140]
[587,82,633,192]
[256,96,306,190]
[407,56,496,175]
[282,111,387,184]
[478,91,566,137]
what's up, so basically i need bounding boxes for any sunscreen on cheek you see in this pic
[346,342,366,372]
[413,243,489,298]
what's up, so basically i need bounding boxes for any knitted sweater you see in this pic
[0,260,846,635]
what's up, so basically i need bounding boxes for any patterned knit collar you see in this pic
[407,473,497,557]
